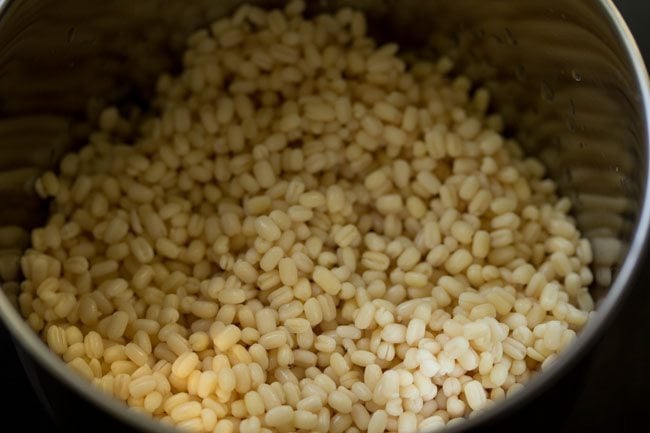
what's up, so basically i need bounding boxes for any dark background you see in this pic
[1,1,649,432]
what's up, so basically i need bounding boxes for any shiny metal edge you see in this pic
[0,0,647,432]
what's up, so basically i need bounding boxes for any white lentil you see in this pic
[313,266,341,295]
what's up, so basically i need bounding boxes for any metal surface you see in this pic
[0,0,648,432]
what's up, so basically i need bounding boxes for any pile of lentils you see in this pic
[19,1,595,432]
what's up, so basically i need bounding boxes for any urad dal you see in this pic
[19,1,595,432]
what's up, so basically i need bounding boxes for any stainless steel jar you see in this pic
[0,1,648,432]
